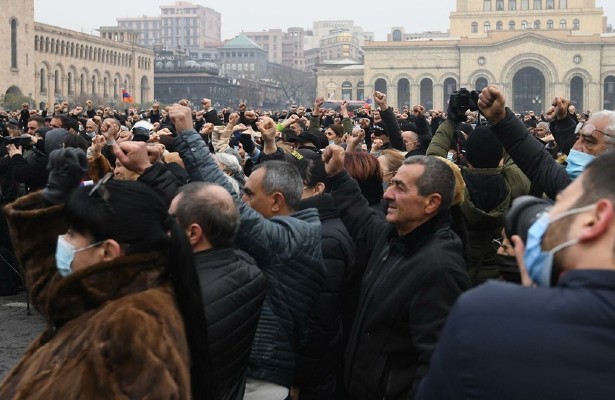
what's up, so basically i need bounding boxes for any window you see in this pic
[560,19,567,29]
[533,0,541,9]
[534,20,541,29]
[558,0,567,8]
[40,68,46,93]
[547,19,554,29]
[472,22,478,33]
[509,20,516,29]
[509,0,517,10]
[484,22,491,32]
[392,29,402,41]
[484,0,492,11]
[10,18,17,69]
[573,19,579,30]
[496,21,503,30]
[476,77,489,91]
[521,0,529,10]
[496,0,504,10]
[521,20,528,29]
[546,0,554,8]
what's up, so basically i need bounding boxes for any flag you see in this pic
[122,89,134,103]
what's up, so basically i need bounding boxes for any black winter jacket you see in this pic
[294,194,355,394]
[174,130,326,388]
[10,150,48,192]
[491,109,572,199]
[329,170,471,400]
[195,247,266,400]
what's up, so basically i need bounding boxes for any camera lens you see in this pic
[504,196,553,244]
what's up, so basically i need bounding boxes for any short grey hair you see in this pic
[253,161,303,211]
[590,110,615,151]
[402,155,455,212]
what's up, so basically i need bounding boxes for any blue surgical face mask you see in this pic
[524,204,595,286]
[55,235,103,277]
[566,149,595,180]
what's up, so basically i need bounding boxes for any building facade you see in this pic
[317,0,615,113]
[1,0,155,109]
[118,1,221,49]
[243,28,306,71]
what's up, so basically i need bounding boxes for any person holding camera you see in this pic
[417,150,615,400]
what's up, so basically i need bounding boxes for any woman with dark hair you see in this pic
[0,149,211,400]
[293,159,355,400]
[343,152,385,219]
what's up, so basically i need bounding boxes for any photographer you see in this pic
[418,151,615,400]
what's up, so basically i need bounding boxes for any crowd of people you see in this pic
[0,83,615,400]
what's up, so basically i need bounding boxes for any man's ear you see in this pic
[313,182,326,196]
[101,239,123,262]
[186,223,203,247]
[579,200,613,242]
[424,193,443,215]
[271,192,286,213]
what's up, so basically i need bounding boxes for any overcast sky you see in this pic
[35,0,615,41]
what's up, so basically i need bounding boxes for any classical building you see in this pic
[317,0,615,113]
[0,0,155,108]
[118,1,221,49]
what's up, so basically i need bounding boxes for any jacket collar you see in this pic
[389,210,453,254]
[194,247,236,266]
[46,252,167,326]
[298,193,339,221]
[558,269,615,290]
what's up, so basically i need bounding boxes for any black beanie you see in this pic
[464,125,503,168]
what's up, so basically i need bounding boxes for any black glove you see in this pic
[238,133,256,154]
[447,101,468,125]
[42,148,88,205]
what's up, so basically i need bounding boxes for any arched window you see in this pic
[357,81,365,101]
[92,75,97,95]
[443,78,457,109]
[420,78,433,110]
[604,76,615,110]
[484,22,491,33]
[547,20,554,29]
[496,21,503,30]
[521,20,529,29]
[534,20,541,29]
[509,20,516,30]
[560,19,567,29]
[471,22,478,33]
[341,81,352,100]
[398,79,410,109]
[509,0,517,10]
[80,74,85,95]
[34,35,39,51]
[103,77,108,97]
[573,19,580,30]
[570,76,584,111]
[392,29,402,41]
[40,68,46,93]
[374,78,387,94]
[67,72,73,95]
[54,70,61,94]
[476,77,489,91]
[10,18,17,69]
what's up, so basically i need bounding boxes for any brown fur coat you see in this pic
[0,192,191,399]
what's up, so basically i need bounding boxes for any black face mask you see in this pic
[495,254,521,284]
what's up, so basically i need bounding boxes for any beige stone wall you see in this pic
[0,0,36,102]
[317,32,615,112]
[0,0,154,109]
[33,23,155,106]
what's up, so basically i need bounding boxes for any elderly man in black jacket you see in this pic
[167,104,326,400]
[322,146,471,400]
[170,182,267,400]
[478,85,615,199]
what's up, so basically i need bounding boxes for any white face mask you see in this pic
[55,235,103,277]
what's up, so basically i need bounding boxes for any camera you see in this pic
[0,135,34,149]
[449,88,480,113]
[504,196,553,244]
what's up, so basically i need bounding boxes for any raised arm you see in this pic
[374,91,404,151]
